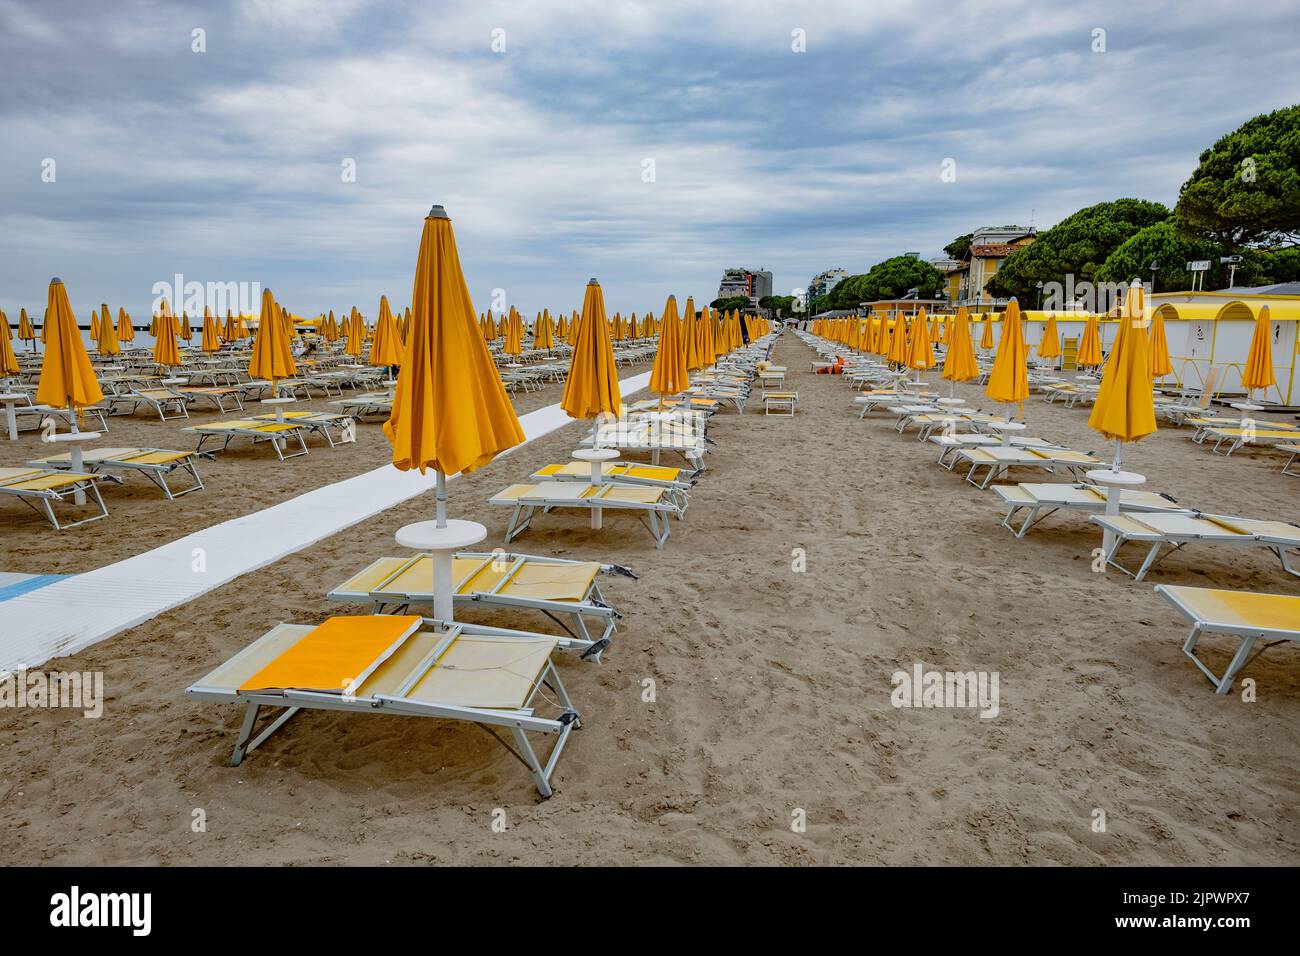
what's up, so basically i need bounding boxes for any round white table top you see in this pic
[260,396,297,405]
[1086,468,1146,487]
[395,519,488,551]
[47,430,101,444]
[987,420,1027,432]
[573,447,620,462]
[1230,402,1264,413]
[0,393,25,402]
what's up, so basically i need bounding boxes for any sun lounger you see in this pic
[1280,444,1300,477]
[0,466,110,529]
[490,480,681,548]
[956,445,1101,488]
[186,615,581,796]
[329,393,393,419]
[578,423,709,469]
[108,388,189,421]
[182,418,309,461]
[329,550,636,660]
[1156,585,1300,694]
[532,461,694,511]
[1091,512,1300,581]
[249,410,355,448]
[992,482,1186,538]
[763,391,798,416]
[29,446,205,499]
[176,385,246,414]
[16,403,111,433]
[1199,426,1300,456]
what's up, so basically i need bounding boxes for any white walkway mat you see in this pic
[0,371,652,670]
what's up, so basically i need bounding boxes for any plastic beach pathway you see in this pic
[0,370,652,671]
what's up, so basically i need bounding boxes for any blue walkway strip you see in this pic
[0,574,71,602]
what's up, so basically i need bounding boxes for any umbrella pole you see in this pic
[435,469,448,529]
[1112,438,1122,473]
[430,470,454,621]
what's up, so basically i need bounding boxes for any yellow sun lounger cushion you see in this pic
[0,467,47,485]
[1164,586,1300,631]
[239,615,422,694]
[3,472,100,492]
[534,462,683,482]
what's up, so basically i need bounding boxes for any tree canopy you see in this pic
[709,295,751,313]
[1175,104,1300,248]
[1095,219,1226,291]
[943,233,973,260]
[985,198,1169,302]
[758,294,796,317]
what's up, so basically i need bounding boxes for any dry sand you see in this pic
[2,334,1298,865]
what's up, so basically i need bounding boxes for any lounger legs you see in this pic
[1182,625,1259,695]
[230,703,302,766]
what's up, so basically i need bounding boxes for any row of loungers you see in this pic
[805,327,1300,694]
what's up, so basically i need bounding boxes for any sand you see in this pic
[2,333,1298,866]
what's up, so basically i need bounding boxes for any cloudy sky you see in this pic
[2,0,1298,319]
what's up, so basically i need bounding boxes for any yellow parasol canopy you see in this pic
[905,306,937,370]
[561,279,622,420]
[942,307,979,384]
[180,310,193,341]
[37,279,104,411]
[117,307,135,343]
[89,309,100,343]
[985,299,1028,406]
[1088,280,1156,453]
[383,204,524,476]
[648,294,689,399]
[153,308,183,367]
[887,315,909,365]
[0,313,17,375]
[97,303,121,357]
[345,308,365,357]
[1241,304,1276,398]
[1038,312,1061,361]
[502,306,523,356]
[201,309,222,353]
[1076,313,1102,367]
[979,314,994,350]
[369,295,403,367]
[248,288,296,387]
[18,308,35,345]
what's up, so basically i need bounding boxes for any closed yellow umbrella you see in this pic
[37,278,103,414]
[562,278,622,421]
[153,305,183,367]
[682,298,703,372]
[0,313,17,376]
[556,313,568,339]
[610,311,624,342]
[649,294,689,402]
[1147,308,1172,380]
[535,309,555,350]
[382,205,525,621]
[89,309,100,343]
[985,298,1028,409]
[180,310,193,341]
[97,303,120,357]
[979,313,994,350]
[1038,312,1061,365]
[1240,304,1276,401]
[1088,280,1156,467]
[201,309,222,353]
[567,309,581,346]
[941,306,978,394]
[905,306,937,371]
[18,308,35,350]
[345,308,364,357]
[887,315,909,365]
[502,306,523,356]
[369,295,403,373]
[1076,313,1102,367]
[248,288,296,390]
[117,307,135,343]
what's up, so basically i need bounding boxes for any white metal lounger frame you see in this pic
[959,448,1098,489]
[34,448,208,500]
[328,550,637,661]
[0,473,110,530]
[186,617,581,797]
[493,484,680,549]
[1156,584,1300,695]
[1091,513,1300,582]
[993,483,1185,538]
[110,390,190,421]
[187,423,310,461]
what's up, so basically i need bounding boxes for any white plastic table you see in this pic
[395,518,488,621]
[1087,468,1146,554]
[47,430,101,504]
[1,393,25,441]
[573,447,619,528]
[260,396,296,422]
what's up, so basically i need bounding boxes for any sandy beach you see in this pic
[2,331,1297,866]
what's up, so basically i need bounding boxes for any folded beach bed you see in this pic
[763,391,799,416]
[182,418,309,461]
[175,384,247,414]
[1091,512,1300,581]
[0,465,110,529]
[490,480,681,549]
[186,615,581,797]
[329,550,636,660]
[955,445,1101,489]
[1197,425,1300,457]
[992,481,1186,538]
[1156,585,1300,694]
[577,423,709,469]
[29,446,204,499]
